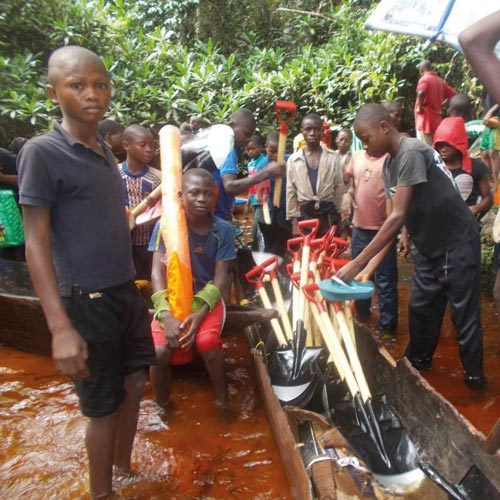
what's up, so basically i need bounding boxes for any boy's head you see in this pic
[180,122,193,143]
[245,134,264,159]
[382,100,403,131]
[301,113,323,148]
[433,117,471,172]
[448,94,472,122]
[123,125,155,165]
[180,168,216,217]
[353,103,396,158]
[46,46,111,125]
[230,108,256,148]
[335,128,352,154]
[9,137,28,155]
[265,130,279,161]
[190,115,202,132]
[98,119,125,157]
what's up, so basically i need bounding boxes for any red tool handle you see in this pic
[298,218,319,243]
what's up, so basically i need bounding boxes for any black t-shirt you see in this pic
[383,137,479,257]
[17,122,135,296]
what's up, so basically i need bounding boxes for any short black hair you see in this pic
[231,108,256,129]
[337,128,352,139]
[266,130,279,145]
[182,167,215,188]
[98,119,125,137]
[353,103,391,130]
[301,113,322,127]
[448,94,472,121]
[9,137,28,155]
[248,134,265,148]
[123,124,152,142]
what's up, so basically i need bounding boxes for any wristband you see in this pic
[151,289,171,324]
[190,281,221,313]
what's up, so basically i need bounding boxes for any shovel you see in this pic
[257,100,297,256]
[420,417,500,499]
[245,261,287,347]
[273,99,297,209]
[317,278,424,479]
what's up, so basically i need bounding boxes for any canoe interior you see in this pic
[355,321,500,493]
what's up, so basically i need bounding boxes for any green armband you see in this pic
[151,289,171,324]
[191,281,221,313]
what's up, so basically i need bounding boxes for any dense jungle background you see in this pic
[0,0,483,145]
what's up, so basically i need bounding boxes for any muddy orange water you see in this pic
[365,256,500,436]
[1,255,500,499]
[0,333,291,499]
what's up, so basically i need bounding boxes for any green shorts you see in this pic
[480,127,500,151]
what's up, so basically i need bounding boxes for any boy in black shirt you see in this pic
[17,46,155,498]
[337,103,485,390]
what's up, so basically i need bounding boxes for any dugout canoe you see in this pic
[0,257,269,356]
[234,250,500,500]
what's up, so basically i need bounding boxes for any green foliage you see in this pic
[0,0,483,146]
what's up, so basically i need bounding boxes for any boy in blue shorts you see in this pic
[17,46,156,499]
[149,168,235,410]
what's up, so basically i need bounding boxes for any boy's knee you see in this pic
[155,345,172,366]
[196,332,222,353]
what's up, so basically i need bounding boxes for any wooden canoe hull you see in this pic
[234,251,500,499]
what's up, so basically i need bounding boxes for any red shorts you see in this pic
[151,300,225,365]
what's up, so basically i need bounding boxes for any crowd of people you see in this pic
[1,12,500,496]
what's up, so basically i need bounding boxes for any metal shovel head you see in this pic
[319,278,375,302]
[329,392,420,476]
[458,465,500,500]
[258,214,292,257]
[268,344,324,407]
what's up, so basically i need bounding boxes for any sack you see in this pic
[300,200,341,237]
[0,189,24,247]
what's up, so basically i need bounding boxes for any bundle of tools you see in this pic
[244,218,423,488]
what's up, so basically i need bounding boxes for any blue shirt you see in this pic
[148,216,235,292]
[248,153,270,206]
[213,148,239,219]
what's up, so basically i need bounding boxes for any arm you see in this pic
[483,104,500,127]
[0,172,18,186]
[459,11,500,105]
[22,205,88,378]
[416,91,425,113]
[470,175,493,216]
[151,251,182,348]
[221,161,285,196]
[337,185,414,282]
[180,259,231,349]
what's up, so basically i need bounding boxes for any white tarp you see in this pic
[365,0,500,56]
